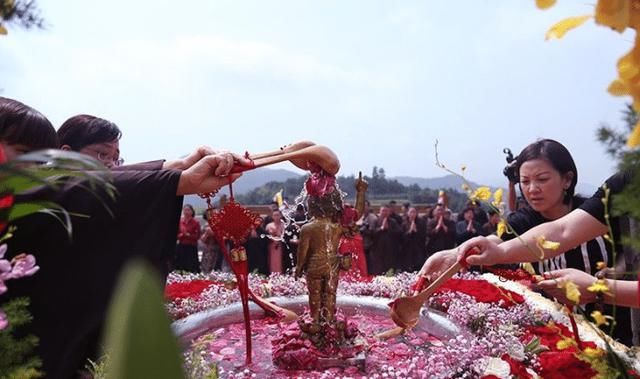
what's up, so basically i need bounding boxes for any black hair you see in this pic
[515,139,577,204]
[0,97,58,150]
[57,114,122,151]
[182,204,195,216]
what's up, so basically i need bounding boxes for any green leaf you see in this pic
[7,201,59,221]
[103,260,185,379]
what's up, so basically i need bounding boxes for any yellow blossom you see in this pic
[536,235,560,250]
[591,310,612,327]
[536,0,556,10]
[556,337,576,350]
[545,15,592,40]
[535,235,560,259]
[471,186,492,202]
[608,78,630,96]
[0,24,6,36]
[596,261,607,270]
[559,280,581,304]
[587,279,610,294]
[491,188,503,207]
[595,0,630,33]
[521,262,536,275]
[583,346,605,358]
[496,220,507,238]
[628,122,640,148]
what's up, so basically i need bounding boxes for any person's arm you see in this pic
[464,209,608,266]
[162,147,252,171]
[536,268,639,308]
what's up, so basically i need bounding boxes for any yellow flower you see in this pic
[595,261,607,270]
[583,346,605,358]
[536,235,560,250]
[545,14,592,40]
[471,186,492,202]
[535,235,560,259]
[608,78,630,96]
[559,280,581,304]
[536,0,556,10]
[556,337,576,350]
[590,310,612,327]
[628,122,640,148]
[0,24,6,36]
[496,220,507,238]
[595,0,630,33]
[587,279,610,294]
[521,262,536,275]
[491,188,503,207]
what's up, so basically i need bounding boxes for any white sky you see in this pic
[0,0,634,187]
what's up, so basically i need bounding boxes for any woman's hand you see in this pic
[535,268,598,305]
[462,236,506,266]
[418,248,459,280]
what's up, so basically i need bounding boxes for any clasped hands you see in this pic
[173,146,253,196]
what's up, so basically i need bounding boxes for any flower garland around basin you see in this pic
[167,271,640,378]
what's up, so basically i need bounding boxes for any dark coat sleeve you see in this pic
[6,169,183,379]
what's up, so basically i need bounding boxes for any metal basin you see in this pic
[172,295,461,344]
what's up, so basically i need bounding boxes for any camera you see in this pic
[502,148,519,183]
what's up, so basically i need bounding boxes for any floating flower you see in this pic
[521,262,536,276]
[628,123,640,148]
[594,0,630,33]
[471,186,492,202]
[556,337,576,351]
[536,235,560,259]
[496,220,507,239]
[492,188,504,208]
[545,14,592,40]
[595,261,607,270]
[583,346,605,359]
[559,280,581,304]
[590,310,612,327]
[536,0,556,9]
[587,279,609,294]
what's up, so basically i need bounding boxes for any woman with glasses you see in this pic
[58,114,124,168]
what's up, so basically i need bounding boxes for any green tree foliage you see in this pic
[597,103,640,249]
[0,0,45,35]
[236,167,471,211]
[0,297,42,379]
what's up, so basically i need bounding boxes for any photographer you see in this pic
[503,147,519,212]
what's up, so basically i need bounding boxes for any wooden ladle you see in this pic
[232,144,340,176]
[389,248,479,329]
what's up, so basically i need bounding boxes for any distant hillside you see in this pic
[184,168,301,210]
[393,174,483,191]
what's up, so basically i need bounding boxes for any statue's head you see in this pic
[307,188,343,221]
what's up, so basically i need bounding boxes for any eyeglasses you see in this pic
[96,152,124,167]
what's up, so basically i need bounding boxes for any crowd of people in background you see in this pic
[176,196,508,277]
